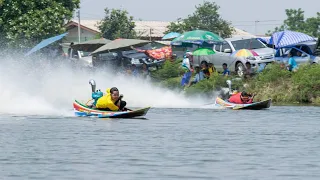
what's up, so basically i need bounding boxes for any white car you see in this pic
[194,36,275,76]
[68,48,93,68]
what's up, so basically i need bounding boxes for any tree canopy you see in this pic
[267,9,320,37]
[98,8,136,40]
[165,1,233,38]
[0,0,80,48]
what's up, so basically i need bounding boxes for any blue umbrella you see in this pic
[162,32,181,40]
[25,32,68,56]
[269,30,316,48]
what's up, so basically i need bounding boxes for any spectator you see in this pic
[208,63,217,76]
[222,63,230,76]
[244,62,255,79]
[68,42,74,57]
[189,66,204,86]
[141,63,150,79]
[181,51,193,88]
[201,61,210,78]
[287,52,298,72]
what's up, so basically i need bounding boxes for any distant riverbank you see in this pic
[151,60,320,106]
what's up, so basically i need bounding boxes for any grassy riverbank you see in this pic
[151,60,320,105]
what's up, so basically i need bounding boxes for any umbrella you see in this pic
[71,38,111,52]
[91,39,151,54]
[25,32,68,56]
[162,32,181,40]
[171,30,225,47]
[193,48,215,56]
[232,49,259,57]
[269,30,316,48]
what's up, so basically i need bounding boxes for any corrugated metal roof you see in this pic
[75,20,100,32]
[232,28,256,38]
[69,20,170,37]
[69,20,254,38]
[134,21,170,37]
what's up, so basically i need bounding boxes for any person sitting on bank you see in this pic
[201,61,210,78]
[189,66,204,86]
[222,63,230,76]
[208,63,218,76]
[244,62,256,79]
[228,91,254,104]
[287,52,298,72]
[95,87,127,111]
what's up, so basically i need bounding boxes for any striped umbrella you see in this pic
[269,30,316,48]
[232,49,259,57]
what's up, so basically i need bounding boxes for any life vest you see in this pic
[95,88,119,111]
[228,92,253,104]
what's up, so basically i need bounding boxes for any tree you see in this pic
[165,1,233,38]
[98,8,136,40]
[0,0,80,48]
[304,12,320,37]
[267,9,320,37]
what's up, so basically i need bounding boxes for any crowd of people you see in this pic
[179,50,258,89]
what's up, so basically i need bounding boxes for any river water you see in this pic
[1,106,320,180]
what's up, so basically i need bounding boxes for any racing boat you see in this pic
[215,97,271,110]
[215,80,271,110]
[73,100,151,118]
[73,79,150,118]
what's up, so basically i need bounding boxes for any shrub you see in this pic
[292,64,320,102]
[150,59,181,81]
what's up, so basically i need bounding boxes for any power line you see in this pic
[231,19,284,23]
[233,24,283,26]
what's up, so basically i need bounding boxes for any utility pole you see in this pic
[149,28,152,41]
[77,9,81,43]
[254,20,259,36]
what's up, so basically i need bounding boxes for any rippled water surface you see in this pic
[1,106,320,180]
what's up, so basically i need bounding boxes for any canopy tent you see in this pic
[268,30,316,48]
[91,39,151,54]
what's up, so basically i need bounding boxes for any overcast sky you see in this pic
[78,0,319,35]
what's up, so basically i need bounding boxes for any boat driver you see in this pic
[228,91,254,104]
[95,87,127,111]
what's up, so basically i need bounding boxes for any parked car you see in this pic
[274,43,320,65]
[122,50,165,70]
[194,36,275,76]
[92,50,165,71]
[68,48,93,68]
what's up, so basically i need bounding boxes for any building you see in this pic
[65,20,100,43]
[64,19,255,43]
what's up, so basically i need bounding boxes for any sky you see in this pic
[78,0,319,35]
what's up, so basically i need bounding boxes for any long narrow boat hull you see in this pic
[215,97,271,110]
[73,100,150,118]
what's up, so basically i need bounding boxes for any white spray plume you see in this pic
[0,54,216,116]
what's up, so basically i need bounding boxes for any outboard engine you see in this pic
[89,79,103,106]
[226,80,232,95]
[89,79,96,93]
